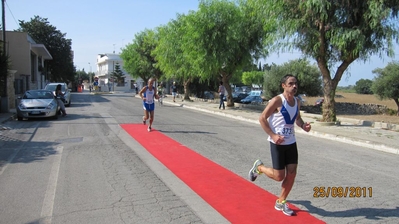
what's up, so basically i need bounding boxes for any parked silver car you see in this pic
[16,90,60,121]
[44,82,71,106]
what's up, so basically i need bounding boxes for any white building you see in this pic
[95,53,143,92]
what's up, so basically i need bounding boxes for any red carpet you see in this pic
[121,124,324,224]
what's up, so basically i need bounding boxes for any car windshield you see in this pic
[249,91,262,96]
[23,91,54,99]
[45,84,65,91]
[243,96,255,100]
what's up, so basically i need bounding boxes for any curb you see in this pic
[296,129,399,155]
[165,101,399,155]
[374,122,399,131]
[0,113,15,124]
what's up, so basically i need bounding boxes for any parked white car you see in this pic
[44,82,71,106]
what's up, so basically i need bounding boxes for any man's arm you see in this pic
[295,101,311,132]
[138,87,146,100]
[259,96,284,143]
[154,87,159,99]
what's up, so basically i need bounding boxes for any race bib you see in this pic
[276,124,294,138]
[146,97,154,104]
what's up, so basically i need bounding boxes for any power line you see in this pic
[5,0,19,29]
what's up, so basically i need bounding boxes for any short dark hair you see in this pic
[281,74,297,84]
[220,81,223,85]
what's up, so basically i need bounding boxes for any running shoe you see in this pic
[275,200,294,216]
[248,159,263,181]
[147,126,151,132]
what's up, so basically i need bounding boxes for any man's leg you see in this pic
[149,110,154,128]
[257,142,286,181]
[257,166,285,181]
[278,164,297,202]
[143,109,149,125]
[219,94,223,109]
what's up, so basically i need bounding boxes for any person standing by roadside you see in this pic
[55,84,67,116]
[218,81,225,110]
[248,74,311,216]
[139,78,159,132]
[157,82,165,105]
[171,82,178,102]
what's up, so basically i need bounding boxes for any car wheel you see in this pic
[66,100,71,107]
[17,116,23,121]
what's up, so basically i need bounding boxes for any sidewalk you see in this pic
[0,109,16,126]
[160,95,399,155]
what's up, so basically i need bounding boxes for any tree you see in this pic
[120,29,162,84]
[75,69,87,85]
[155,13,199,100]
[182,0,267,106]
[371,61,399,116]
[242,71,264,88]
[354,79,373,94]
[112,63,125,86]
[17,16,74,83]
[263,59,322,99]
[251,0,399,121]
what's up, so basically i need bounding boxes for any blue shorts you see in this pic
[172,92,177,97]
[143,102,155,111]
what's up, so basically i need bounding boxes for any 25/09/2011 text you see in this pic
[313,187,372,198]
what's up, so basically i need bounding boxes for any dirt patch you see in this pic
[303,91,399,124]
[305,92,398,110]
[337,114,399,124]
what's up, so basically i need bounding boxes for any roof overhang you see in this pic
[31,44,53,60]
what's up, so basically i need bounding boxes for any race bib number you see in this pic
[146,98,154,104]
[276,124,294,138]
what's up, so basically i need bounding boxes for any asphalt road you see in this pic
[0,91,398,224]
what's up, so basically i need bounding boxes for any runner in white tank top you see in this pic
[267,94,298,145]
[247,75,312,216]
[139,78,159,132]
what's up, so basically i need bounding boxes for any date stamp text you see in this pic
[313,186,373,198]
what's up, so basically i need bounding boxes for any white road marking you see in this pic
[40,146,63,224]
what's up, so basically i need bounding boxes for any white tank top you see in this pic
[144,86,155,104]
[267,94,298,145]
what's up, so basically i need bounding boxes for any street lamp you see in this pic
[88,62,92,86]
[112,60,115,92]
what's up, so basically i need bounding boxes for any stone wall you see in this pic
[190,97,389,116]
[302,102,388,115]
[7,70,16,109]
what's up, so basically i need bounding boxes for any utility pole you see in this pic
[1,0,5,55]
[1,0,9,113]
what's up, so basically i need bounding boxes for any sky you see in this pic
[4,0,399,86]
